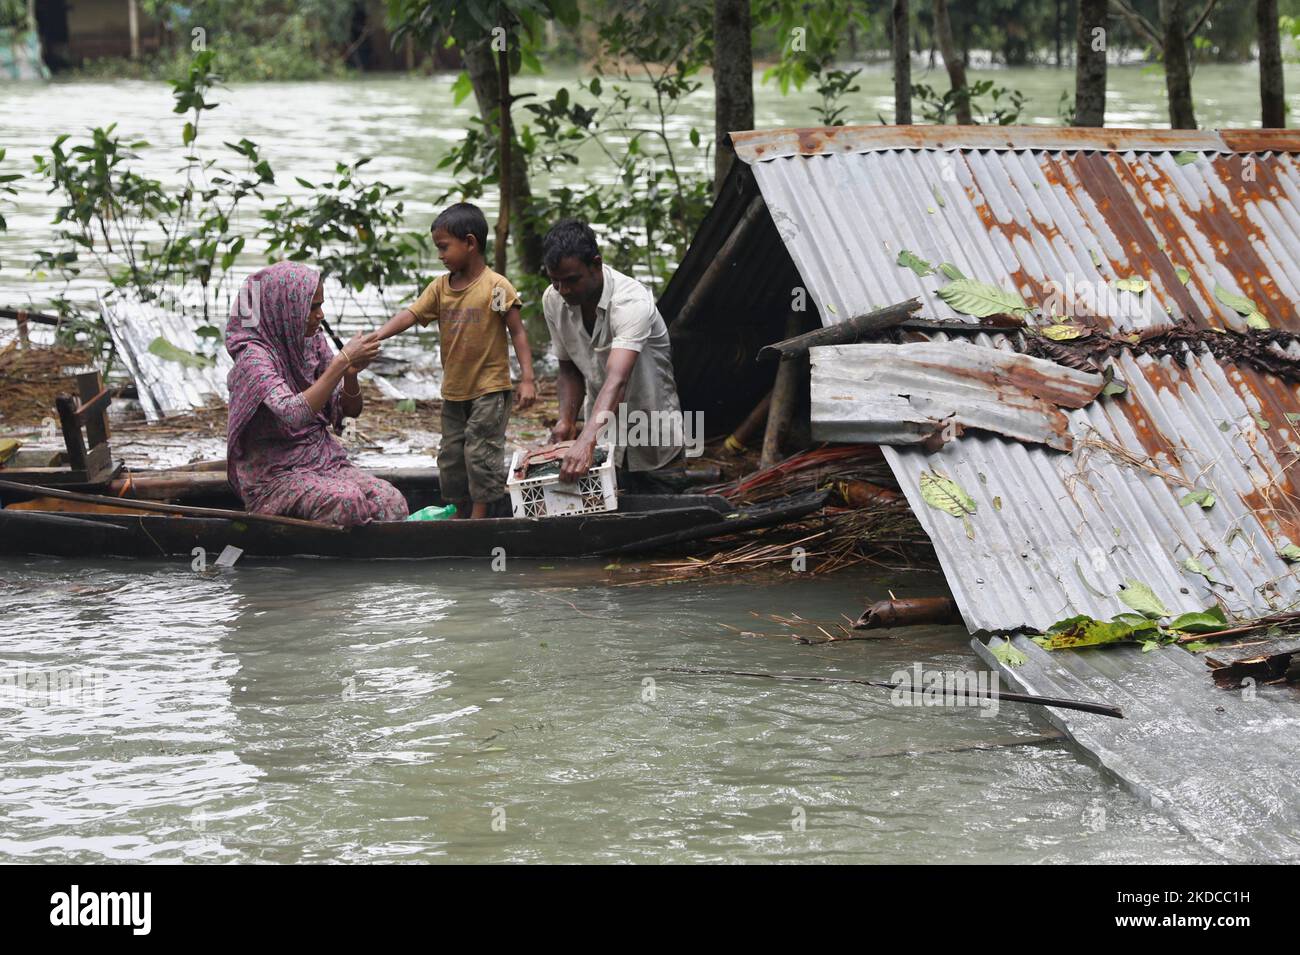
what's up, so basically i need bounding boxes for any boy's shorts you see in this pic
[438,389,512,504]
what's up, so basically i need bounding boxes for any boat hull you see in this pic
[0,492,826,561]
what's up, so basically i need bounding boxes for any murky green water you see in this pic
[0,557,1213,863]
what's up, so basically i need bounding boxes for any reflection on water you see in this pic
[0,557,1211,863]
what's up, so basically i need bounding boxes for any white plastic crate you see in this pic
[507,444,619,518]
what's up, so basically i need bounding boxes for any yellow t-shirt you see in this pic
[408,267,521,401]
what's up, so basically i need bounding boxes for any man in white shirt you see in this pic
[541,219,685,487]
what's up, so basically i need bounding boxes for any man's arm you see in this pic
[551,359,585,443]
[558,348,637,482]
[373,308,418,342]
[503,306,536,410]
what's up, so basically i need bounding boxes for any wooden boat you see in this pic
[0,471,826,561]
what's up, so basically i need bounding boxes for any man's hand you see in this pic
[558,436,596,482]
[514,379,537,411]
[549,420,578,444]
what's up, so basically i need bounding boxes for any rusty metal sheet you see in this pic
[881,338,1300,633]
[810,340,1103,451]
[747,143,1300,335]
[727,125,1300,164]
[713,127,1300,633]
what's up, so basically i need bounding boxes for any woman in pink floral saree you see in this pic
[225,262,408,527]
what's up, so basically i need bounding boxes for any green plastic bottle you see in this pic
[406,504,457,522]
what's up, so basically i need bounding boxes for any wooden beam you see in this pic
[671,195,768,333]
[760,313,806,469]
[757,298,921,361]
[54,394,86,472]
[0,478,347,533]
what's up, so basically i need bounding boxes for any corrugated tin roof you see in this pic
[101,297,231,421]
[730,126,1300,633]
[973,635,1300,862]
[811,339,1103,452]
[730,124,1300,162]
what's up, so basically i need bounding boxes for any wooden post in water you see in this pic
[760,313,805,469]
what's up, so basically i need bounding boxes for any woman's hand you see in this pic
[338,332,381,372]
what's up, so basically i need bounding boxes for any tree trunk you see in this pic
[1074,0,1108,126]
[1056,0,1064,66]
[932,0,971,124]
[1162,0,1197,129]
[462,40,543,278]
[495,40,510,275]
[1259,0,1285,128]
[892,0,912,124]
[712,0,754,195]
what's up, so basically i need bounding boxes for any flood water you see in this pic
[0,62,1275,863]
[0,557,1215,863]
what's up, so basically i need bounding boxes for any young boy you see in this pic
[375,202,535,519]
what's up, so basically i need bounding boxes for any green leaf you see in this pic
[1118,579,1168,619]
[939,262,966,280]
[1166,605,1228,634]
[988,638,1027,668]
[1179,489,1216,509]
[1101,364,1127,397]
[936,279,1030,317]
[1040,323,1086,341]
[1253,412,1271,431]
[896,249,935,276]
[450,71,473,106]
[182,122,196,146]
[1214,283,1268,328]
[1180,556,1222,586]
[919,470,977,518]
[1035,614,1158,650]
[1215,283,1260,314]
[1141,639,1161,653]
[395,398,416,413]
[147,336,212,369]
[1174,265,1191,285]
[931,183,946,209]
[1115,277,1149,293]
[1174,151,1198,165]
[1184,641,1212,652]
[1278,543,1300,562]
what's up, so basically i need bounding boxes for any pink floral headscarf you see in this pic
[225,261,330,496]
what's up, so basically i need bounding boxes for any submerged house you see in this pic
[664,125,1300,632]
[661,126,1300,860]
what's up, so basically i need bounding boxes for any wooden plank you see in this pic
[83,443,113,482]
[54,394,86,472]
[0,478,346,533]
[757,298,921,361]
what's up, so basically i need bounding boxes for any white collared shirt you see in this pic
[542,265,684,472]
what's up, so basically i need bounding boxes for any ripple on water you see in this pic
[0,559,1215,863]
